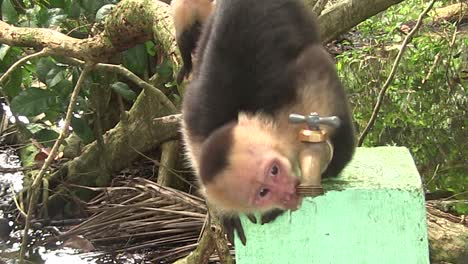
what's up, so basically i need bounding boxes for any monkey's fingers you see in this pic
[246,213,257,224]
[260,209,285,225]
[222,215,247,246]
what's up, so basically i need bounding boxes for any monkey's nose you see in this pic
[282,193,300,210]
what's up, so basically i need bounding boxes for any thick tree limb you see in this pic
[0,0,177,64]
[173,219,216,264]
[48,84,179,190]
[427,204,468,263]
[318,0,405,43]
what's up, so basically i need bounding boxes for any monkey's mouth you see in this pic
[281,193,300,210]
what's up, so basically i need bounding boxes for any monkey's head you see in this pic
[198,115,300,213]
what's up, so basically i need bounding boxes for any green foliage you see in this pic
[0,0,180,161]
[0,1,121,152]
[70,116,94,144]
[10,87,57,116]
[34,128,60,148]
[122,44,149,76]
[111,81,137,102]
[337,0,467,210]
[1,0,19,24]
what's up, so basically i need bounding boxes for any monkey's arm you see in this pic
[175,23,201,83]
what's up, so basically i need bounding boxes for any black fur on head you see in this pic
[198,122,236,184]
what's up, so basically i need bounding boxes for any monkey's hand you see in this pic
[222,214,247,245]
[260,209,285,224]
[222,211,284,245]
[222,213,257,245]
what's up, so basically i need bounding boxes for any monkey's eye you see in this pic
[269,164,279,176]
[258,187,270,198]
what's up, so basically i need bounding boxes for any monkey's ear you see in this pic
[260,209,285,225]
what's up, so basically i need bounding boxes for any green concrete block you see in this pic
[234,147,429,264]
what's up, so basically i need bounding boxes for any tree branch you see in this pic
[318,0,404,43]
[0,0,177,63]
[358,0,437,146]
[0,49,50,87]
[57,57,178,113]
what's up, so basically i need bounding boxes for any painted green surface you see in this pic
[234,147,430,264]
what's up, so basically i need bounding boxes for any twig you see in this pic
[0,49,50,86]
[357,0,437,146]
[11,184,27,218]
[0,165,40,173]
[425,163,440,187]
[444,23,459,88]
[18,64,94,263]
[96,63,178,113]
[57,57,178,113]
[421,52,441,84]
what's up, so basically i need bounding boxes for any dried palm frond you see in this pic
[50,177,211,263]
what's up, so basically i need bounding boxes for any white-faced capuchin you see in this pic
[181,0,356,245]
[170,0,215,84]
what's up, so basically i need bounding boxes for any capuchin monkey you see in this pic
[171,0,215,84]
[181,0,356,244]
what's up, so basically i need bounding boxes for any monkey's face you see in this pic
[204,147,301,213]
[248,151,300,211]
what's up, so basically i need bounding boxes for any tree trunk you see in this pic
[427,204,468,263]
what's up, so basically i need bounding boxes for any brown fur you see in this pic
[171,0,214,36]
[203,114,298,213]
[180,0,355,216]
[195,44,351,211]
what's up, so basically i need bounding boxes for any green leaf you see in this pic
[47,68,65,88]
[145,41,157,56]
[66,0,82,19]
[51,79,73,98]
[111,82,137,102]
[80,0,108,15]
[122,44,148,76]
[43,108,62,123]
[71,116,94,144]
[28,5,49,27]
[26,123,47,134]
[49,0,68,8]
[35,128,60,148]
[3,68,22,97]
[0,45,11,61]
[1,0,19,24]
[11,88,56,116]
[95,4,115,23]
[156,59,173,80]
[36,58,58,83]
[41,8,68,28]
